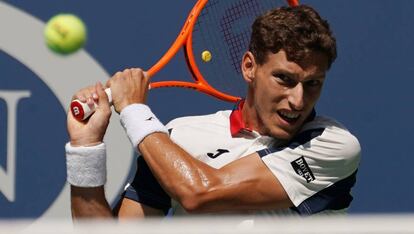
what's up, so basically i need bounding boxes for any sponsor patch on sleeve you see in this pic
[291,156,315,183]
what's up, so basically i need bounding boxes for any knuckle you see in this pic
[123,68,131,74]
[131,68,140,75]
[106,79,111,87]
[114,71,122,78]
[88,86,95,92]
[134,68,144,74]
[71,94,79,101]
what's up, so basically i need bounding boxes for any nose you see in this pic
[288,83,305,111]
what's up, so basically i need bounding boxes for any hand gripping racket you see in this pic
[70,0,299,121]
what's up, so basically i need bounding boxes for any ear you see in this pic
[241,51,257,83]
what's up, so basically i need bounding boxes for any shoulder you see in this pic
[293,115,361,168]
[165,110,233,154]
[303,116,360,154]
[166,110,232,129]
[259,116,361,214]
[260,115,361,177]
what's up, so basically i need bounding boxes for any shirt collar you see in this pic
[229,99,253,137]
[229,99,317,138]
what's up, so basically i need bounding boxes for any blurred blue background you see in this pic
[0,0,413,218]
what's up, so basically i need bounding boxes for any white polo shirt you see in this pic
[123,101,361,216]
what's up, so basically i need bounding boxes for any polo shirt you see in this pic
[123,101,361,216]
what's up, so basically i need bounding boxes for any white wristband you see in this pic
[120,104,168,151]
[65,142,107,187]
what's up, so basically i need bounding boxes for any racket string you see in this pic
[191,0,292,98]
[219,0,259,73]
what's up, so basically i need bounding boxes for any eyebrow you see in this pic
[272,69,297,78]
[307,75,326,80]
[272,69,326,81]
[308,74,326,80]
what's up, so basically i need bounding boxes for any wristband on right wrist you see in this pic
[120,103,168,152]
[65,142,107,187]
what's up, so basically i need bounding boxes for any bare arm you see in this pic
[71,186,164,218]
[70,186,112,218]
[67,82,114,218]
[68,82,165,219]
[108,68,292,213]
[139,133,292,213]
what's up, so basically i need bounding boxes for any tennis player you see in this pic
[66,5,360,218]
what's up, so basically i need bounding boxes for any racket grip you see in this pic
[70,88,112,121]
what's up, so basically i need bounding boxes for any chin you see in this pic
[268,128,295,141]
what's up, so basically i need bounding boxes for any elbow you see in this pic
[176,186,211,214]
[171,168,223,213]
[180,196,202,214]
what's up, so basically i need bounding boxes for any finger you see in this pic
[106,78,111,88]
[142,70,150,88]
[131,68,148,89]
[84,86,97,107]
[123,68,132,80]
[131,68,142,83]
[133,69,149,103]
[72,86,94,102]
[143,71,149,79]
[107,72,122,88]
[92,92,98,102]
[72,93,86,102]
[96,82,110,109]
[106,78,113,89]
[133,68,150,91]
[86,96,95,109]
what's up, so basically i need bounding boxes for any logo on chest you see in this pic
[206,149,230,158]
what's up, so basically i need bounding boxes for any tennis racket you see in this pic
[71,0,299,121]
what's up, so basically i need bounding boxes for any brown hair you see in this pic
[249,5,337,68]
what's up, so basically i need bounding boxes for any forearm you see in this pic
[139,133,219,210]
[138,134,292,213]
[66,143,113,219]
[71,186,113,218]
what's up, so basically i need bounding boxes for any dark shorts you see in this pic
[122,156,171,215]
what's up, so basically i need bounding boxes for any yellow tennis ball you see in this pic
[44,14,87,55]
[201,50,212,62]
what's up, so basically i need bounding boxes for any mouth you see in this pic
[277,110,301,124]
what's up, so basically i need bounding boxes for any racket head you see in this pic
[186,0,299,102]
[150,0,299,103]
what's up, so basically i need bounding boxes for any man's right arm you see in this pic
[71,186,113,218]
[68,82,165,219]
[71,186,164,219]
[67,82,114,219]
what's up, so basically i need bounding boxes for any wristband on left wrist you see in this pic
[120,103,168,152]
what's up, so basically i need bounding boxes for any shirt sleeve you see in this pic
[258,118,361,215]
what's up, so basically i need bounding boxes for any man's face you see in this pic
[243,50,329,140]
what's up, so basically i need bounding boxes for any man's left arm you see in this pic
[139,133,293,213]
[107,68,293,213]
[108,68,360,214]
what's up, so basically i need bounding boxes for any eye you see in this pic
[305,79,323,88]
[273,73,295,86]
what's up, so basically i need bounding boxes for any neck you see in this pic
[241,96,262,134]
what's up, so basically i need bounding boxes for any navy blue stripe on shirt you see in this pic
[257,128,325,158]
[292,170,358,215]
